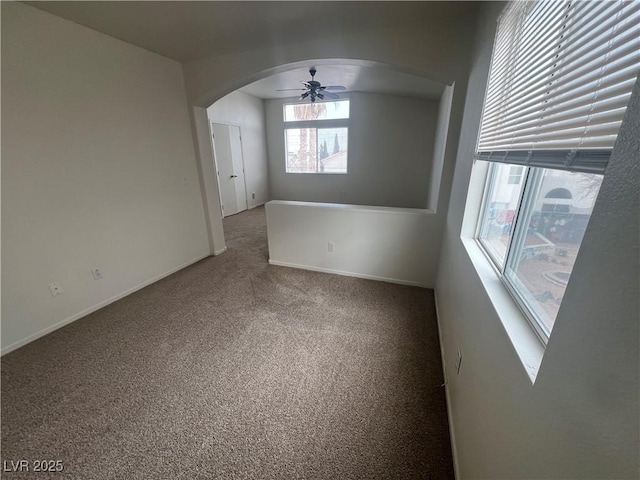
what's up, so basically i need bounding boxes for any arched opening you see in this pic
[193,59,453,255]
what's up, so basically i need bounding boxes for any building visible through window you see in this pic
[473,0,639,342]
[283,100,349,174]
[507,166,523,184]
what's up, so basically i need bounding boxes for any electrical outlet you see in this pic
[49,281,64,296]
[455,349,463,375]
[328,241,335,253]
[252,192,256,199]
[91,268,104,280]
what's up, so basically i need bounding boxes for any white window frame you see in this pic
[475,162,528,271]
[475,162,604,344]
[507,166,524,185]
[475,164,546,341]
[471,0,638,346]
[283,100,350,175]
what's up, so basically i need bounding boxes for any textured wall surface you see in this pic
[435,2,640,478]
[2,3,209,352]
[266,201,441,287]
[265,92,438,209]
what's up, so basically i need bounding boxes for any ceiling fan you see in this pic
[277,67,346,102]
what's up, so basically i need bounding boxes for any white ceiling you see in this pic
[25,1,468,101]
[25,1,478,63]
[240,63,446,100]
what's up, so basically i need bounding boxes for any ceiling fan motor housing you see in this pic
[276,67,344,102]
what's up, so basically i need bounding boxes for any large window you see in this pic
[477,163,602,339]
[283,100,349,174]
[474,0,639,343]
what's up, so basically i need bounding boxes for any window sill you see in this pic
[462,237,545,384]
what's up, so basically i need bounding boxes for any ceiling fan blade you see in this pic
[299,92,310,101]
[322,85,346,91]
[276,88,307,91]
[320,91,339,99]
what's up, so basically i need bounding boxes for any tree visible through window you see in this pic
[283,100,349,174]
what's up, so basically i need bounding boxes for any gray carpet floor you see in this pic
[1,206,454,479]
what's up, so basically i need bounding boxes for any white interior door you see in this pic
[211,123,248,217]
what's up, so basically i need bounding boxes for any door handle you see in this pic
[230,174,238,178]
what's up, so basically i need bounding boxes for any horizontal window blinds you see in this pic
[476,0,640,173]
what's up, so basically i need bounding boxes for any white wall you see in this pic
[265,92,438,208]
[427,85,454,211]
[191,106,227,256]
[182,5,479,109]
[436,3,640,478]
[182,7,478,264]
[266,201,440,287]
[207,91,269,209]
[1,3,210,353]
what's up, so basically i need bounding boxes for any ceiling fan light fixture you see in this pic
[277,67,346,103]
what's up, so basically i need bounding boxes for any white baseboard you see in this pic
[213,246,227,256]
[268,259,428,288]
[1,253,211,356]
[433,289,460,480]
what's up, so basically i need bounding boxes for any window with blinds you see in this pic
[473,0,639,343]
[476,0,640,173]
